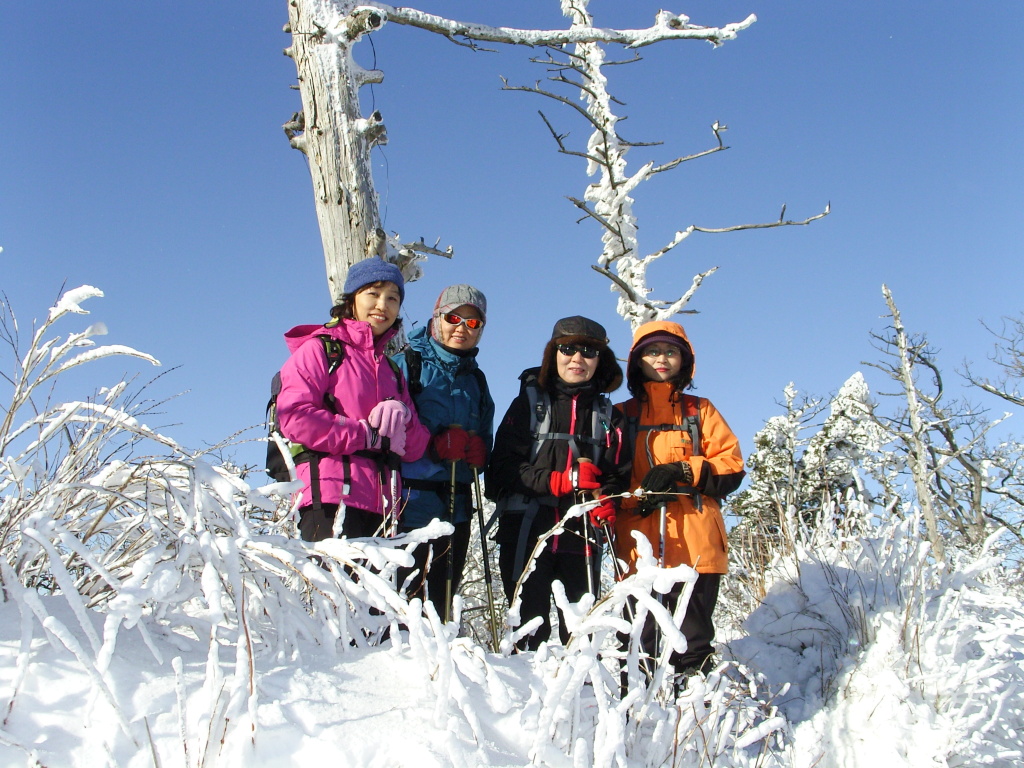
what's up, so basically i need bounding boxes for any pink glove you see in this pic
[432,426,469,462]
[368,399,409,440]
[589,496,617,527]
[388,428,407,457]
[549,461,602,496]
[465,434,487,469]
[360,419,406,456]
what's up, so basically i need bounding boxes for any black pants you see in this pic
[499,540,601,650]
[396,520,472,621]
[634,573,721,674]
[298,504,383,542]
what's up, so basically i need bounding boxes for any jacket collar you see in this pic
[410,325,480,373]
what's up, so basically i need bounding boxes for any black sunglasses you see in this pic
[556,342,600,359]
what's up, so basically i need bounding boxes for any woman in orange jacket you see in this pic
[614,320,745,677]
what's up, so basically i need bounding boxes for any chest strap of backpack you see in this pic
[526,385,611,463]
[626,395,704,509]
[624,395,702,458]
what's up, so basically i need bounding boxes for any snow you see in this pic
[3,496,1022,767]
[3,291,1024,768]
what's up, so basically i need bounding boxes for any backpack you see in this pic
[619,393,703,461]
[490,371,617,576]
[265,334,403,485]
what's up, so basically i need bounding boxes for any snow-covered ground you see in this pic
[2,288,1023,767]
[2,508,1021,767]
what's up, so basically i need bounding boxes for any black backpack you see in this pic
[265,335,345,483]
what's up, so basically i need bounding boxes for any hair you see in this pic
[537,336,623,394]
[329,281,404,330]
[625,342,694,402]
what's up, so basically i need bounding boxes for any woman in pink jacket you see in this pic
[277,257,430,542]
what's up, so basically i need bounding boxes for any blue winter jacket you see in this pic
[392,326,495,527]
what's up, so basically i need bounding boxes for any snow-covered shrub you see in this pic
[480,500,790,767]
[726,513,1024,766]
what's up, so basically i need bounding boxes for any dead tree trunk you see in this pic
[882,285,946,563]
[280,1,764,306]
[284,1,388,303]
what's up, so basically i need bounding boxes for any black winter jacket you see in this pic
[488,368,632,552]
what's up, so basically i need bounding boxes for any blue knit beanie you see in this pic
[343,257,406,304]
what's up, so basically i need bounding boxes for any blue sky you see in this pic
[3,1,1022,473]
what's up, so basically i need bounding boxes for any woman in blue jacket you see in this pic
[392,285,494,621]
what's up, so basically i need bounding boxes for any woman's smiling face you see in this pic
[555,343,600,384]
[436,304,483,351]
[353,281,401,336]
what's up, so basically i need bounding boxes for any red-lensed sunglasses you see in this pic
[440,312,484,330]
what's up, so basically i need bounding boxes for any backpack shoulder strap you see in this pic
[619,398,641,453]
[404,347,423,398]
[316,334,346,375]
[385,356,405,395]
[587,393,614,463]
[471,366,489,407]
[680,394,703,457]
[525,383,550,461]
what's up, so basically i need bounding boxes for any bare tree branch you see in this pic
[649,121,729,174]
[686,203,832,236]
[397,237,454,260]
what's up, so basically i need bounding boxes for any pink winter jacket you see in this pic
[276,318,429,516]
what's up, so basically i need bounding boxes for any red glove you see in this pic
[432,426,469,462]
[589,496,617,527]
[465,434,487,469]
[548,461,603,496]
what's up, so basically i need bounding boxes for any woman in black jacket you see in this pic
[488,316,631,649]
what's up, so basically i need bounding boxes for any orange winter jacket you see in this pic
[613,322,745,574]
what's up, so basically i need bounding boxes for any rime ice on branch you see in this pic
[282,1,789,308]
[502,0,829,330]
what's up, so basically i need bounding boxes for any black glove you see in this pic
[636,462,694,518]
[641,462,693,492]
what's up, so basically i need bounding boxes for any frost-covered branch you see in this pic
[498,1,828,330]
[878,286,944,561]
[372,4,757,49]
[0,287,159,459]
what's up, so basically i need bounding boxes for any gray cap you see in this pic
[433,284,487,320]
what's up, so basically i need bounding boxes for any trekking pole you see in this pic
[578,458,597,597]
[472,466,501,652]
[379,436,397,537]
[438,423,467,625]
[445,454,458,624]
[658,502,668,569]
[657,501,668,663]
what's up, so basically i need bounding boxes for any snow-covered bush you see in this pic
[726,513,1024,766]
